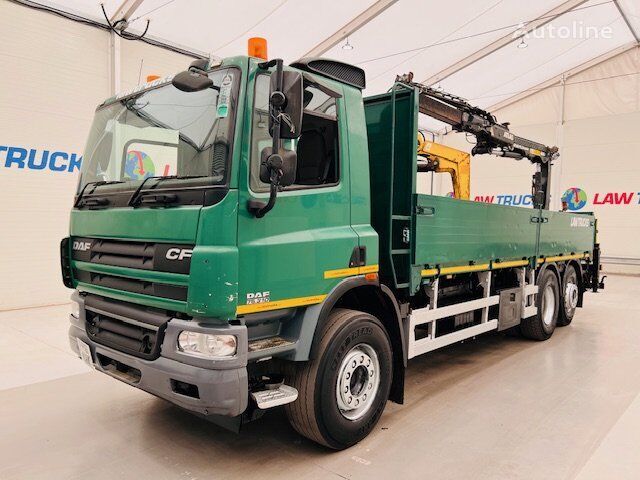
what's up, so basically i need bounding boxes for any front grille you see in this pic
[74,269,187,301]
[89,239,155,270]
[70,237,193,301]
[71,237,193,274]
[84,294,171,359]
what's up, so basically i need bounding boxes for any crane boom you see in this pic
[397,73,558,209]
[417,131,471,201]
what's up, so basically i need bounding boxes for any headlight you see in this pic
[177,331,237,358]
[70,300,80,318]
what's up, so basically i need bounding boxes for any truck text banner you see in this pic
[1,145,82,173]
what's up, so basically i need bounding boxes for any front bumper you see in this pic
[68,294,248,417]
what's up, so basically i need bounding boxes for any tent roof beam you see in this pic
[488,41,639,111]
[302,0,398,58]
[421,0,589,87]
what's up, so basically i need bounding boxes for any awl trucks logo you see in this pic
[1,145,82,173]
[474,194,534,206]
[562,188,588,211]
[474,188,640,210]
[561,187,639,211]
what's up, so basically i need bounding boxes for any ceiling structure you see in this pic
[31,0,640,128]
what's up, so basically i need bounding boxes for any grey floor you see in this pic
[1,274,639,480]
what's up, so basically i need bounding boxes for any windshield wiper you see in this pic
[74,180,125,208]
[127,175,207,207]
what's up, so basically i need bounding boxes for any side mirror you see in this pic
[248,59,301,218]
[269,71,303,139]
[260,147,297,187]
[172,70,213,93]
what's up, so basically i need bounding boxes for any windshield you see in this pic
[78,67,239,196]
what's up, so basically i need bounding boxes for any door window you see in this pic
[250,74,340,191]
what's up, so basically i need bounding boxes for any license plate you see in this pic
[76,338,94,369]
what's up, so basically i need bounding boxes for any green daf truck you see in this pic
[61,54,602,449]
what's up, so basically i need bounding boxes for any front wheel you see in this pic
[285,309,393,449]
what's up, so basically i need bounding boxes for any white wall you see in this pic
[0,2,192,310]
[439,46,640,274]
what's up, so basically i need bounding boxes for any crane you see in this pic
[416,131,471,200]
[398,73,559,209]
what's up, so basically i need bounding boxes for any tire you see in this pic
[285,308,393,449]
[521,268,559,341]
[558,264,579,326]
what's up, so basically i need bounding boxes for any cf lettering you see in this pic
[165,248,193,260]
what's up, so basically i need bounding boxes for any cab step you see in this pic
[248,336,294,352]
[251,384,298,409]
[247,336,296,360]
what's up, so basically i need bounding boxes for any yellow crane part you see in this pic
[417,131,471,200]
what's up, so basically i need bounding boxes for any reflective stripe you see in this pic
[492,259,529,269]
[422,268,439,277]
[237,294,327,315]
[537,253,589,264]
[441,264,490,275]
[324,267,359,279]
[324,264,379,279]
[359,264,379,274]
[422,253,590,278]
[422,264,489,277]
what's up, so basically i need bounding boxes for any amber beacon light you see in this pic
[248,37,268,60]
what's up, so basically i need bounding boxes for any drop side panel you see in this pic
[414,195,538,267]
[537,211,596,256]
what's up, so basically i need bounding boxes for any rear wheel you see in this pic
[285,308,393,449]
[521,268,559,341]
[558,264,579,326]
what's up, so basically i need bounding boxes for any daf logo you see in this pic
[72,241,91,251]
[246,291,270,304]
[165,248,193,261]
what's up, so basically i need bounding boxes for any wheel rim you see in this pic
[542,284,556,327]
[564,280,578,312]
[335,343,380,421]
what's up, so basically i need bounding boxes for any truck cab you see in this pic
[62,53,600,450]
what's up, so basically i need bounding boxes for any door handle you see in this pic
[416,206,435,216]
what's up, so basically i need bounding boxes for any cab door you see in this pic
[236,71,359,315]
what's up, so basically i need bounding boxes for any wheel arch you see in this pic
[302,277,406,404]
[537,262,561,288]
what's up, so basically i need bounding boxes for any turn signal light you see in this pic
[248,37,268,60]
[146,74,160,82]
[365,273,378,282]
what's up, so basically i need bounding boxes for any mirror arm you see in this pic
[248,171,280,218]
[249,59,286,218]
